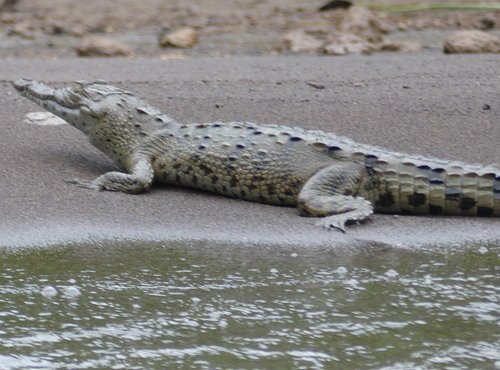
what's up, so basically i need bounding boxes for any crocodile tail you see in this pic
[440,164,500,217]
[416,163,500,217]
[494,175,500,217]
[370,157,500,217]
[488,166,500,217]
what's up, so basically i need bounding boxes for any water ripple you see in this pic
[0,243,498,369]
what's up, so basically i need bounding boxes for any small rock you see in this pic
[443,30,500,54]
[476,14,496,31]
[482,104,491,111]
[159,52,186,60]
[7,22,35,39]
[160,27,198,48]
[283,29,323,53]
[0,12,16,24]
[45,22,86,37]
[318,0,352,11]
[323,44,348,56]
[377,40,422,53]
[46,21,67,35]
[306,81,325,89]
[323,32,369,55]
[340,6,388,43]
[397,21,408,32]
[0,0,18,11]
[76,35,132,57]
[24,111,67,126]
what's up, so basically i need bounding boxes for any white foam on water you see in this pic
[62,286,81,298]
[40,285,58,298]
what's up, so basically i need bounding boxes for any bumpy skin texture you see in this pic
[13,79,500,230]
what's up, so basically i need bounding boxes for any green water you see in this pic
[0,242,498,369]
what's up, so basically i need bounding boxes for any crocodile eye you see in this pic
[70,82,90,100]
[80,105,92,115]
[67,91,82,105]
[71,82,84,93]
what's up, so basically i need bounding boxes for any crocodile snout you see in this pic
[12,78,33,92]
[12,78,57,101]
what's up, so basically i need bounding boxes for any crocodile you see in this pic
[13,78,500,230]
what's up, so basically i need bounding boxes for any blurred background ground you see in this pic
[0,0,499,58]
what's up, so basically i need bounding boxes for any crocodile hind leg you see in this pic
[297,162,373,231]
[66,157,154,194]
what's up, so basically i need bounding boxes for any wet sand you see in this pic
[0,53,499,249]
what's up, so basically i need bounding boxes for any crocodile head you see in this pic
[13,78,175,166]
[13,78,174,135]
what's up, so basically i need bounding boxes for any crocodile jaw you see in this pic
[13,78,95,134]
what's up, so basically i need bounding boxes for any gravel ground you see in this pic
[0,0,499,57]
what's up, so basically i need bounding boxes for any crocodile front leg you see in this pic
[67,157,154,194]
[297,162,373,231]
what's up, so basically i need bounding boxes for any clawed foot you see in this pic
[65,178,103,191]
[64,171,151,193]
[316,209,373,232]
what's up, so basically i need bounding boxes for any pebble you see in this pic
[376,40,422,53]
[7,22,35,39]
[76,36,133,57]
[476,14,496,31]
[283,29,323,53]
[323,32,369,55]
[443,30,500,54]
[159,27,199,48]
[340,6,387,43]
[24,111,67,126]
[306,81,325,89]
[318,0,352,12]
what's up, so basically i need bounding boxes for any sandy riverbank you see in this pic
[0,54,498,248]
